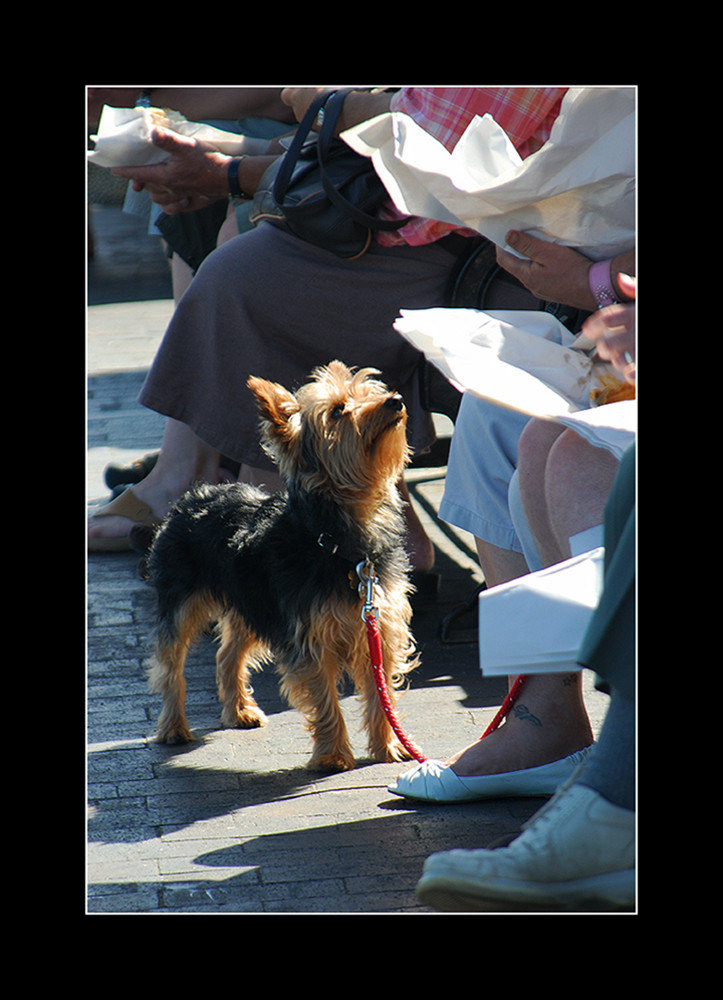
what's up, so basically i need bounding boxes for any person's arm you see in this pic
[145,87,295,123]
[280,87,393,134]
[88,86,295,130]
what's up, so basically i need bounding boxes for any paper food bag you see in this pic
[88,105,249,168]
[478,547,605,676]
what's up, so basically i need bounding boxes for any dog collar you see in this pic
[317,531,366,566]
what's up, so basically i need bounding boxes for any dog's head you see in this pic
[248,361,410,501]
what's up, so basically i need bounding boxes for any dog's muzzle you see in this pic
[384,393,404,413]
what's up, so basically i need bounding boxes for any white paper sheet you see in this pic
[553,401,636,460]
[88,105,250,167]
[394,307,636,457]
[343,87,636,259]
[478,548,605,675]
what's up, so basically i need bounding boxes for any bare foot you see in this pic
[448,673,594,776]
[88,477,179,544]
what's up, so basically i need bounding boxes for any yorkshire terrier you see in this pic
[145,361,419,771]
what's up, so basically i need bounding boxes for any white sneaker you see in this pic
[416,782,635,912]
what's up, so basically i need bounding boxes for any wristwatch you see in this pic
[588,259,620,309]
[228,157,249,200]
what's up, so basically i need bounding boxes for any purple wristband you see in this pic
[589,259,620,309]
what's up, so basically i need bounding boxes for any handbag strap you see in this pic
[273,88,408,233]
[272,90,335,203]
[317,90,408,232]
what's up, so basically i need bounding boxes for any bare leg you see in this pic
[90,209,245,547]
[399,478,435,574]
[516,420,567,567]
[475,537,528,589]
[544,429,619,559]
[444,515,592,778]
[171,253,194,303]
[88,418,220,543]
[238,463,283,492]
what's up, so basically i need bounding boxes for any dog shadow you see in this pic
[88,801,537,913]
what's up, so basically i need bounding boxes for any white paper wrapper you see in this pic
[553,400,636,461]
[343,87,635,260]
[88,105,250,168]
[394,307,635,456]
[478,547,605,675]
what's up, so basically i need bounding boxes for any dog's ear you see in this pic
[247,376,300,443]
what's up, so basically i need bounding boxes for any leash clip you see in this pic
[356,559,379,622]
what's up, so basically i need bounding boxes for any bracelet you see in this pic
[227,157,249,200]
[588,258,620,309]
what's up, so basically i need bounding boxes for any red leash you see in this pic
[359,561,527,764]
[366,608,428,763]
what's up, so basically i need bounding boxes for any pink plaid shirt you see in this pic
[377,87,568,246]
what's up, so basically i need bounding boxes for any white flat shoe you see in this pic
[387,746,593,802]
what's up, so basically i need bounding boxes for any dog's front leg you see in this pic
[357,613,418,764]
[278,651,356,772]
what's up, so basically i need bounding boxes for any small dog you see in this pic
[145,361,419,771]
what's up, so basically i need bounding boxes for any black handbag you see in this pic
[249,89,407,259]
[449,239,591,333]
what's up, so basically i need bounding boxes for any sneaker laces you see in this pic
[519,758,590,834]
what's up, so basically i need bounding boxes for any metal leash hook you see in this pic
[356,559,379,622]
[357,558,427,763]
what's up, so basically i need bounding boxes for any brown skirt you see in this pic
[139,222,464,472]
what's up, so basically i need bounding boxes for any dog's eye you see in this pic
[330,404,345,419]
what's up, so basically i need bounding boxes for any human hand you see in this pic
[111,127,231,214]
[496,230,596,311]
[280,86,333,125]
[581,274,636,384]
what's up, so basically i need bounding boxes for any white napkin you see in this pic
[88,105,250,168]
[478,547,605,676]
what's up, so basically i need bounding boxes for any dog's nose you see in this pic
[384,393,404,412]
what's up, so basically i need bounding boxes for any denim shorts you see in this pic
[440,393,605,567]
[439,393,530,554]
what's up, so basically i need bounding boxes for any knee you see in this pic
[517,418,565,479]
[546,429,620,505]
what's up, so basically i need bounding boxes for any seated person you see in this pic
[88,86,569,581]
[388,250,635,800]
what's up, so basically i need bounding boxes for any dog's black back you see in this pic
[147,481,409,656]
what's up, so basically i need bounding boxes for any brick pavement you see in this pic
[86,205,608,914]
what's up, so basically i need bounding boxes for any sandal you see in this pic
[439,581,486,644]
[104,452,159,491]
[88,487,162,553]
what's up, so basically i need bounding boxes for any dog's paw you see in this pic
[154,726,195,745]
[371,741,413,764]
[223,706,268,730]
[307,749,356,772]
